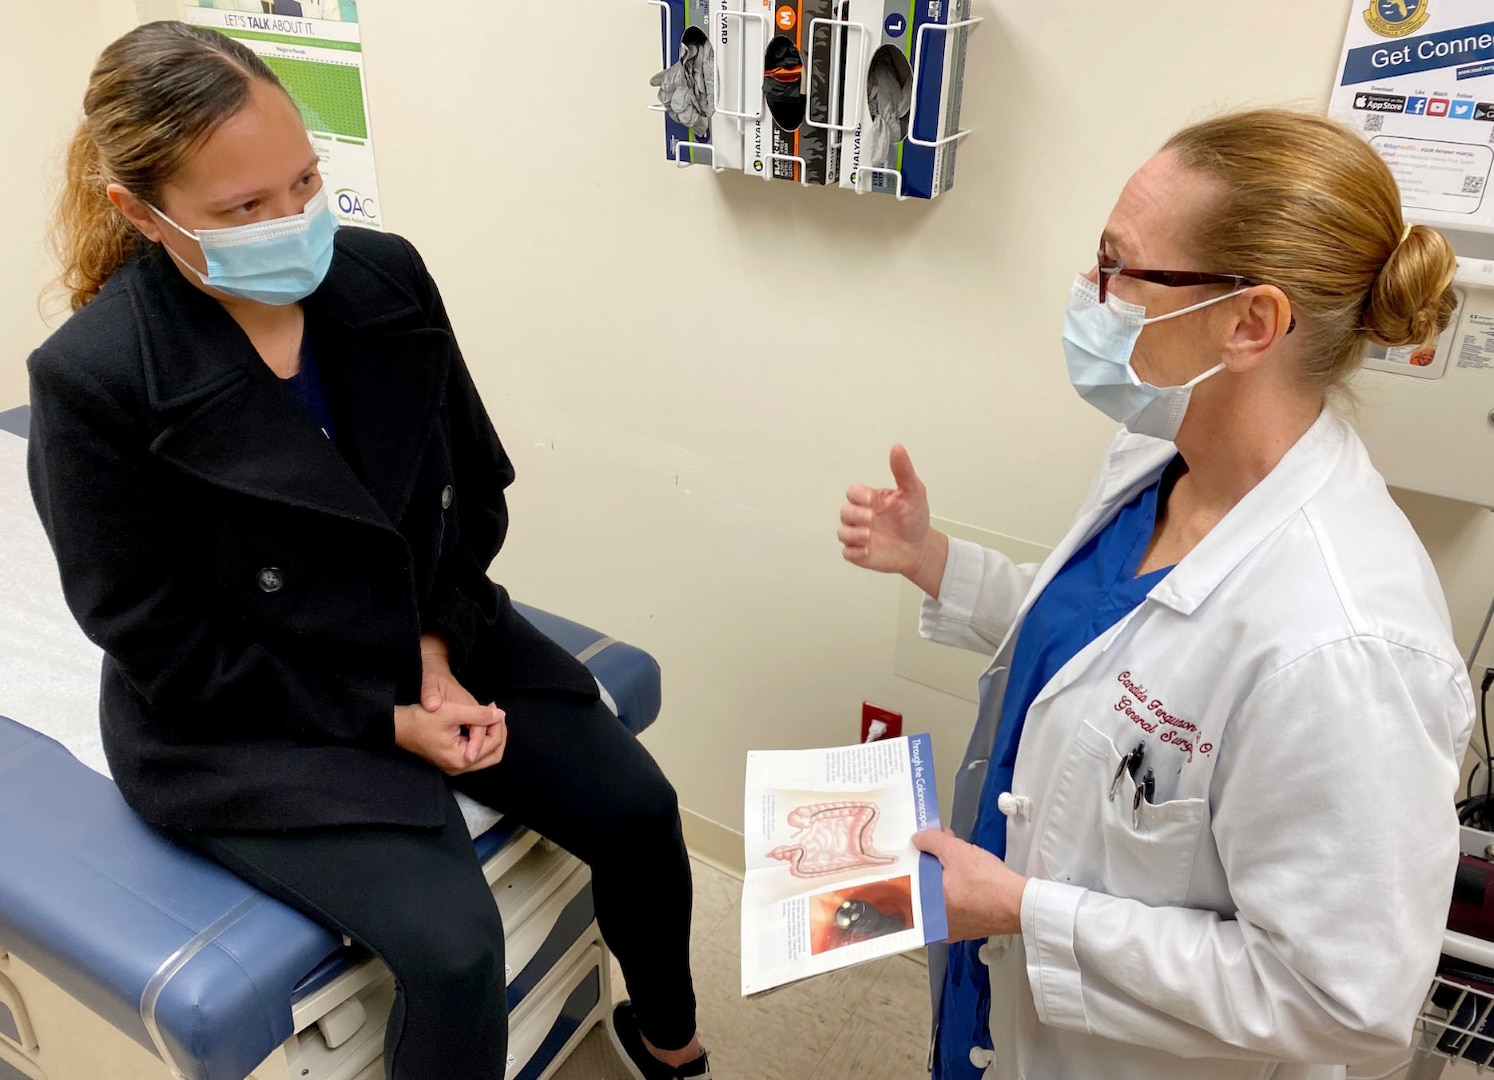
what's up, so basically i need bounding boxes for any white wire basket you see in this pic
[1414,971,1494,1074]
[1399,828,1494,1079]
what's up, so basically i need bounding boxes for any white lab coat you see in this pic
[923,410,1474,1080]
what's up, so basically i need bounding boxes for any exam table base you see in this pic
[0,851,612,1080]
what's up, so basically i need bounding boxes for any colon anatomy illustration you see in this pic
[766,801,897,878]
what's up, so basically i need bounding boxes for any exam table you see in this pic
[0,404,660,1080]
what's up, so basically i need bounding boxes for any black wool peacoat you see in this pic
[27,226,598,832]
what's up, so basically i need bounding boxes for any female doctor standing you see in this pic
[839,109,1475,1080]
[29,22,709,1080]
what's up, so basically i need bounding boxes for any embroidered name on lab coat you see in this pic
[1114,670,1214,760]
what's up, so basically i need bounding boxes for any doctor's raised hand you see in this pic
[840,450,1031,940]
[838,444,949,598]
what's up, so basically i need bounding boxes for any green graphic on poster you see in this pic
[260,56,367,139]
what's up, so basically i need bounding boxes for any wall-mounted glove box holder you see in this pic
[646,0,981,200]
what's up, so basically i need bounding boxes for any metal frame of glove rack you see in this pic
[645,0,982,200]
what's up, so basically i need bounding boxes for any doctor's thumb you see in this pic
[889,444,922,494]
[911,827,951,861]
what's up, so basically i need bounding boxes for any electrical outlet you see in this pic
[861,703,903,743]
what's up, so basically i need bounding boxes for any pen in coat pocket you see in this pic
[1110,741,1146,802]
[1132,768,1156,827]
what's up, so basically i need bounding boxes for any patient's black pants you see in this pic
[178,691,697,1080]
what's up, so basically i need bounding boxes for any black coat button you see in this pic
[257,567,285,594]
[441,485,453,510]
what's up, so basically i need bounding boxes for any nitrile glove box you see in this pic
[749,0,838,184]
[837,0,972,199]
[655,0,744,171]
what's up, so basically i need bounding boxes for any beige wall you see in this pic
[1,0,191,411]
[0,4,108,408]
[5,2,1494,847]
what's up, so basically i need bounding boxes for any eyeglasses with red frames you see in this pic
[1096,247,1295,333]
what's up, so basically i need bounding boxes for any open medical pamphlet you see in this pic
[740,734,947,996]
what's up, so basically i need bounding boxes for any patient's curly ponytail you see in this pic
[50,20,285,312]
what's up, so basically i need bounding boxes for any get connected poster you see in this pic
[182,1,382,230]
[1329,1,1494,229]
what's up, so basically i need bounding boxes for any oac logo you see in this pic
[1363,0,1431,38]
[334,188,378,221]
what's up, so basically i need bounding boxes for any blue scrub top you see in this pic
[935,460,1179,1080]
[282,332,339,446]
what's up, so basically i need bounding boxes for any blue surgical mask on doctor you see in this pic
[151,187,338,306]
[1062,275,1245,442]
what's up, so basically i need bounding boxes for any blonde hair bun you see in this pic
[1364,224,1458,349]
[1164,109,1465,392]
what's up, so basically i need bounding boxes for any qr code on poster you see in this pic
[1464,174,1486,195]
[1364,114,1385,133]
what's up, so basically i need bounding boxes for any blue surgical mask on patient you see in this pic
[1061,275,1241,442]
[150,188,338,306]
